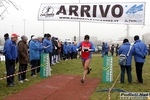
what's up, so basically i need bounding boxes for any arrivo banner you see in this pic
[38,3,145,25]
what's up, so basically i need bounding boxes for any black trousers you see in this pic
[30,60,38,76]
[18,64,28,81]
[37,59,40,73]
[5,60,15,85]
[135,62,144,83]
[49,53,52,65]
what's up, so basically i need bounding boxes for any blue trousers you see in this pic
[120,65,132,83]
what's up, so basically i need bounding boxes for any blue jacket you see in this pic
[3,38,11,55]
[132,40,148,62]
[105,44,109,52]
[63,42,68,54]
[29,40,40,61]
[118,42,133,66]
[72,45,77,52]
[68,44,72,53]
[5,40,18,60]
[37,41,44,57]
[43,38,53,53]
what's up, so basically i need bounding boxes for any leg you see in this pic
[82,59,91,80]
[18,64,23,81]
[126,66,132,83]
[37,60,40,73]
[31,60,36,76]
[23,64,28,80]
[135,62,143,83]
[120,65,125,83]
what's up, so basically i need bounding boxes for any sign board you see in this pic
[40,53,51,78]
[38,2,145,25]
[102,56,113,83]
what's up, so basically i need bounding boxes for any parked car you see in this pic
[0,46,4,54]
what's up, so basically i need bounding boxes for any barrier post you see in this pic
[102,56,113,83]
[40,53,51,78]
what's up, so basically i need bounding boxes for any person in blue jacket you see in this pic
[43,34,53,65]
[3,33,11,55]
[105,43,109,55]
[63,41,68,60]
[67,42,72,59]
[5,33,19,87]
[37,36,45,73]
[72,42,77,59]
[118,39,133,83]
[132,35,148,83]
[29,36,39,77]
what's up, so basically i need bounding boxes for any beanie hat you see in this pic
[21,35,28,40]
[32,36,37,40]
[123,38,129,43]
[4,33,9,38]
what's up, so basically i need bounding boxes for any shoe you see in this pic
[81,79,84,83]
[24,79,29,81]
[19,80,24,83]
[32,75,36,78]
[7,84,14,87]
[87,68,92,75]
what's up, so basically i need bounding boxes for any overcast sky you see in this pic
[0,0,150,41]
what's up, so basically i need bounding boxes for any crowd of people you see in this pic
[3,33,78,87]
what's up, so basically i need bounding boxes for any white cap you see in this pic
[32,36,37,40]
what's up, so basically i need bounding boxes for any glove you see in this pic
[84,49,89,52]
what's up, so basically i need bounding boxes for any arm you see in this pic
[89,42,95,52]
[30,42,39,51]
[5,41,12,60]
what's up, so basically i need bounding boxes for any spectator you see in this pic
[110,44,114,56]
[105,43,109,55]
[63,41,68,60]
[18,35,29,83]
[54,37,60,63]
[116,44,119,56]
[43,34,53,66]
[5,33,19,87]
[37,36,45,73]
[72,42,77,59]
[3,33,10,55]
[71,42,74,59]
[102,42,105,57]
[60,41,64,60]
[29,36,39,77]
[51,37,56,65]
[132,35,148,83]
[67,42,72,59]
[118,39,133,83]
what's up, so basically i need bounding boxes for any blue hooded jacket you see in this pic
[132,40,148,62]
[5,40,18,60]
[72,44,77,52]
[37,41,44,57]
[118,42,133,66]
[105,43,109,52]
[29,40,40,61]
[63,42,68,54]
[3,38,11,55]
[68,44,72,53]
[43,38,53,53]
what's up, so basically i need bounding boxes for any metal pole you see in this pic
[23,19,26,35]
[126,24,129,39]
[79,0,80,43]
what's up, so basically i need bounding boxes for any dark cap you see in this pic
[4,33,9,38]
[134,35,139,41]
[123,38,129,43]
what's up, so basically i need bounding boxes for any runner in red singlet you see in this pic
[77,35,95,83]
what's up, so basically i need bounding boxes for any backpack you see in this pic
[119,45,132,66]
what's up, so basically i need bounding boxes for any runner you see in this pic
[77,35,95,83]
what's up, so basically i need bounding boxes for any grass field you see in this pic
[0,54,150,100]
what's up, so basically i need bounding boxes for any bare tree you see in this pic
[0,0,21,20]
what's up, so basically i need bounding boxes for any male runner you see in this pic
[77,35,95,83]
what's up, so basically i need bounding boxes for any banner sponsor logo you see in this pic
[38,3,145,25]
